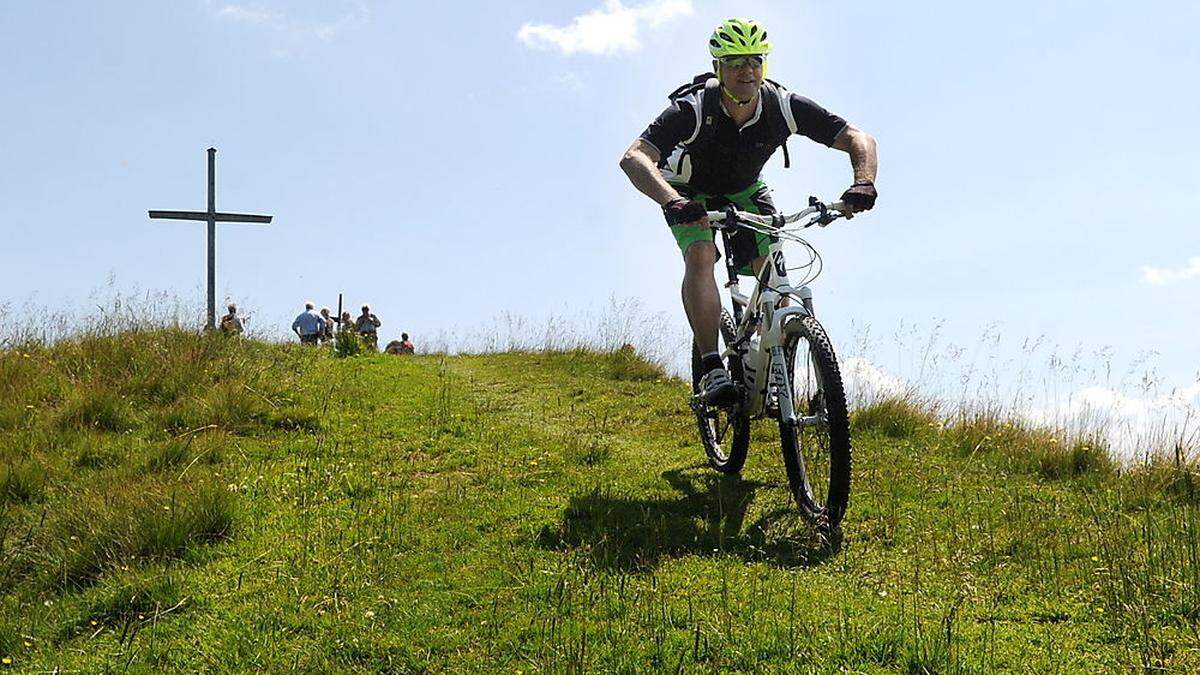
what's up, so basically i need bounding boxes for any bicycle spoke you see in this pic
[707,412,732,445]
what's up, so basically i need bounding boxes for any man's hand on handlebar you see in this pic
[839,181,877,216]
[663,198,709,229]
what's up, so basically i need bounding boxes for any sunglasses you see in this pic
[719,55,764,69]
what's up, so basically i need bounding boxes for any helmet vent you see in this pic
[708,19,772,58]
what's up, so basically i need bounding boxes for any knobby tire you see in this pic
[780,315,852,531]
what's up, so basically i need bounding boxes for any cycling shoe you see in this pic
[699,367,738,407]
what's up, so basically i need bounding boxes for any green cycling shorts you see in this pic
[669,180,778,275]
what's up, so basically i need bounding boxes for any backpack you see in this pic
[667,72,794,168]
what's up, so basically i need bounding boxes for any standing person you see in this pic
[291,302,325,345]
[318,307,335,345]
[339,311,353,333]
[355,305,381,351]
[219,303,244,336]
[619,18,878,405]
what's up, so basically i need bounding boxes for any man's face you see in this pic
[716,55,764,102]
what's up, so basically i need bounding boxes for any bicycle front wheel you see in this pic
[779,315,852,531]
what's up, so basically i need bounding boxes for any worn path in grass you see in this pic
[2,334,1198,671]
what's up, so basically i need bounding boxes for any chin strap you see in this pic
[721,84,755,107]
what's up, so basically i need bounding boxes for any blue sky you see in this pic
[1,1,1197,443]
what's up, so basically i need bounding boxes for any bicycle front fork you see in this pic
[767,346,797,425]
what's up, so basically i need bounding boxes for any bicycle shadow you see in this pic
[537,464,840,572]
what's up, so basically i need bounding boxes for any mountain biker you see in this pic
[619,18,878,406]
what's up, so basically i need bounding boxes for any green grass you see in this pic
[0,330,1198,671]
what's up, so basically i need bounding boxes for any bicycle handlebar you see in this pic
[704,198,850,232]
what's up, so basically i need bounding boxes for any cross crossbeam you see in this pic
[148,211,272,223]
[148,148,273,329]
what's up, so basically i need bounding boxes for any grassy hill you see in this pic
[2,330,1199,672]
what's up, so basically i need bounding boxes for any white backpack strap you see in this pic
[775,83,799,135]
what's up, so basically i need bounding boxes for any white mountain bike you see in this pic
[690,198,853,533]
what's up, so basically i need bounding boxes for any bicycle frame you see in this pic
[709,203,842,426]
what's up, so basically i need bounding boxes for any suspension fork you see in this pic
[768,345,797,425]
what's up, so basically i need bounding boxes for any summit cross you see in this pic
[148,148,272,330]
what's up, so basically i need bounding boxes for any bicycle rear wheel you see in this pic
[779,315,852,531]
[691,309,749,474]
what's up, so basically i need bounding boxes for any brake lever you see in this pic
[816,211,841,226]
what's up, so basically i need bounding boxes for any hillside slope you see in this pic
[1,331,1198,672]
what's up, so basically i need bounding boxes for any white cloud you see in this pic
[1018,384,1200,461]
[1141,256,1200,286]
[217,5,273,24]
[836,355,1200,462]
[842,357,907,402]
[517,0,693,56]
[210,2,369,43]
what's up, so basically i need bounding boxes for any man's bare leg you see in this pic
[685,252,774,354]
[682,241,721,356]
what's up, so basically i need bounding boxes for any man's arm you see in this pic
[831,125,878,185]
[618,139,680,206]
[831,125,878,213]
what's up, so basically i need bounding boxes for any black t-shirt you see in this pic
[639,83,848,195]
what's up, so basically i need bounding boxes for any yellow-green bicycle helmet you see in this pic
[708,18,771,58]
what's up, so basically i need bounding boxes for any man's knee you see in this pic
[683,241,718,271]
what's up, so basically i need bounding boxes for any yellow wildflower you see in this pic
[2,657,11,665]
